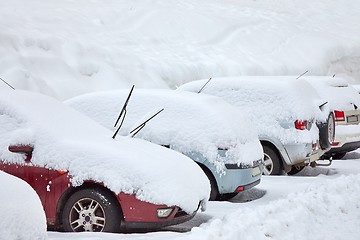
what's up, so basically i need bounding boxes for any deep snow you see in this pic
[0,171,47,240]
[66,89,263,169]
[1,0,360,99]
[1,0,359,239]
[0,89,210,213]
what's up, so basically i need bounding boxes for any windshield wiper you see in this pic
[129,109,164,137]
[112,85,135,139]
[0,77,15,90]
[198,77,212,93]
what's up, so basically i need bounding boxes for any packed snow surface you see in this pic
[66,89,263,171]
[178,76,328,144]
[0,171,47,240]
[1,0,360,99]
[0,89,210,213]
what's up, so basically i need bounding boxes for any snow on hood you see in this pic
[0,171,47,240]
[303,76,360,111]
[65,89,263,172]
[178,76,329,144]
[0,89,210,213]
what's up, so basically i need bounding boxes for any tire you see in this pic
[262,145,282,175]
[199,165,219,201]
[287,165,305,175]
[62,188,122,232]
[332,152,347,160]
[317,112,335,150]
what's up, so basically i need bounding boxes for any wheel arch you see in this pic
[260,140,291,172]
[56,182,124,226]
[196,162,219,200]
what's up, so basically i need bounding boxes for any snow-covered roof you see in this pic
[178,76,329,144]
[303,76,360,111]
[0,171,47,240]
[66,89,263,171]
[0,89,209,213]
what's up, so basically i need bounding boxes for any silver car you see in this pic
[178,76,334,175]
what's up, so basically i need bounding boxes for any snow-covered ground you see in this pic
[48,153,360,240]
[1,0,360,100]
[1,0,360,239]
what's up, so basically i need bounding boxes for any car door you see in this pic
[0,148,50,206]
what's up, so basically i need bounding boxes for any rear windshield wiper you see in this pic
[129,109,164,137]
[112,85,135,139]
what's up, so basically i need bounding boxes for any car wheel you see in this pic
[262,145,282,175]
[332,152,347,159]
[317,112,335,150]
[62,188,122,232]
[287,165,305,175]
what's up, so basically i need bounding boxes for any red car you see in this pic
[0,89,209,232]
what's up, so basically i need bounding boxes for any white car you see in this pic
[66,88,264,200]
[0,89,209,232]
[0,171,47,240]
[178,76,334,175]
[304,76,360,159]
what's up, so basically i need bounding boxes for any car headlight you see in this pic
[157,208,173,218]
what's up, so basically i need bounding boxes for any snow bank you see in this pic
[1,0,360,100]
[66,89,263,171]
[178,76,328,144]
[0,171,47,240]
[182,174,360,240]
[0,89,209,213]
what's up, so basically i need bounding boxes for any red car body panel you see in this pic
[0,146,196,230]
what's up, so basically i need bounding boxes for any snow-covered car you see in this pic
[304,77,360,159]
[0,89,209,232]
[178,76,334,175]
[0,171,47,240]
[66,88,264,201]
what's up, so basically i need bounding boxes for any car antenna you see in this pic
[129,109,164,137]
[0,77,15,90]
[198,77,212,93]
[112,85,135,139]
[296,70,309,79]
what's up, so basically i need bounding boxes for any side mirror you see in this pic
[8,145,34,163]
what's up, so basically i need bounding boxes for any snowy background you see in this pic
[0,0,360,100]
[1,0,360,239]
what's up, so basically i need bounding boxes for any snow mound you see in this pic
[0,171,47,240]
[1,0,360,99]
[184,174,360,240]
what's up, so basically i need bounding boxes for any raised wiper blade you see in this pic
[129,109,164,138]
[0,77,15,90]
[112,85,135,139]
[198,77,212,93]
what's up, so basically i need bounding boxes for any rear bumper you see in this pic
[283,142,328,164]
[327,141,360,154]
[217,161,263,195]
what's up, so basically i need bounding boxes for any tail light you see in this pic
[334,110,345,121]
[295,120,308,130]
